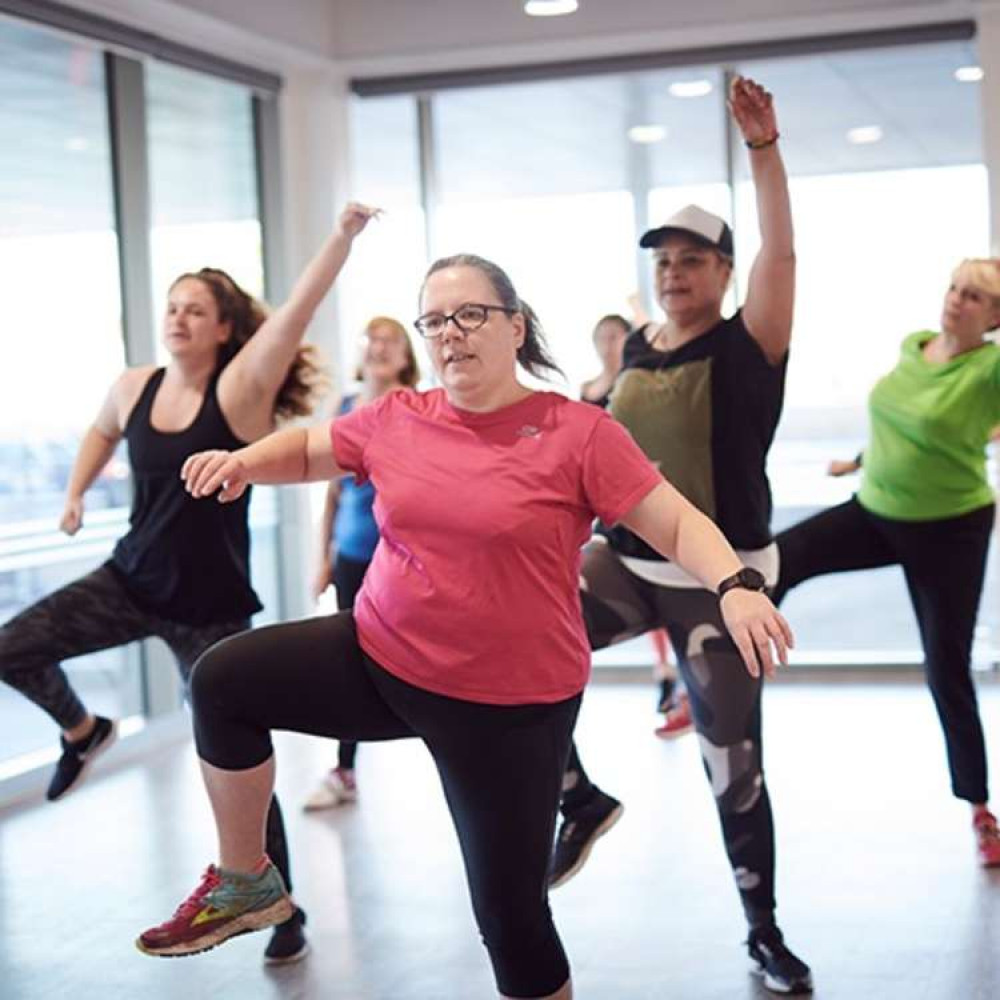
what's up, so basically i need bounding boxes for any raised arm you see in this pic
[58,374,129,535]
[225,203,381,403]
[182,423,342,503]
[619,480,793,677]
[729,76,795,365]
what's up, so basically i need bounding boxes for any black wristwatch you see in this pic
[717,567,767,599]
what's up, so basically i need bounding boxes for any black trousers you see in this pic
[190,610,580,998]
[331,553,371,769]
[776,497,995,803]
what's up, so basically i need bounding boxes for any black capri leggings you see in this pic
[191,611,580,999]
[775,497,995,803]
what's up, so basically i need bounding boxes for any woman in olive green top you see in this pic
[775,257,1000,867]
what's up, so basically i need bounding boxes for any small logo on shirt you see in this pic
[517,425,541,438]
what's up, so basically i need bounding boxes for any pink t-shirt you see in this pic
[331,388,661,704]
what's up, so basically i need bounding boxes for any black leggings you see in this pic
[191,611,580,999]
[776,497,995,803]
[331,554,371,770]
[0,563,296,895]
[566,541,776,927]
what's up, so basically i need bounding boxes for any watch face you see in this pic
[738,567,767,590]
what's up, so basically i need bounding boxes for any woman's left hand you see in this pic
[728,75,778,146]
[181,449,250,503]
[719,589,793,678]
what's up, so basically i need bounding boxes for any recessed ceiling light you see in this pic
[523,0,579,16]
[846,125,883,145]
[955,65,984,83]
[668,80,713,99]
[628,124,667,144]
[64,136,89,152]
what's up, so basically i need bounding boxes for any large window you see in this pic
[0,18,283,776]
[433,77,638,394]
[348,36,990,667]
[146,60,281,623]
[734,43,992,660]
[340,95,426,386]
[0,18,138,761]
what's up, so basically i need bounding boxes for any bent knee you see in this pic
[189,632,246,712]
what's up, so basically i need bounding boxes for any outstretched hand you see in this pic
[59,497,84,536]
[337,202,382,240]
[719,589,793,678]
[181,449,250,503]
[728,75,778,146]
[827,458,860,478]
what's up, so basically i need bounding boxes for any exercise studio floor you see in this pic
[2,679,999,1000]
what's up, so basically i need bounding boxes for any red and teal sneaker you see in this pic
[137,858,294,957]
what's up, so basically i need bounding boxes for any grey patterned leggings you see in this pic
[0,561,295,891]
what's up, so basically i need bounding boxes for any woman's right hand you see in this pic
[728,75,779,145]
[827,458,860,478]
[337,202,382,241]
[59,496,84,536]
[181,449,250,502]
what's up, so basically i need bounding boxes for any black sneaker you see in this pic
[264,906,309,965]
[656,677,677,714]
[748,925,813,994]
[46,716,118,801]
[548,790,624,889]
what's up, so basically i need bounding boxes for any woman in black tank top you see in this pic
[0,202,381,963]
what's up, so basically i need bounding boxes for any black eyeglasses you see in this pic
[413,302,515,339]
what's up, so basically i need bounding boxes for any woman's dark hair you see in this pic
[421,254,564,380]
[171,268,329,421]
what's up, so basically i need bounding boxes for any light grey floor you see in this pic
[2,680,999,999]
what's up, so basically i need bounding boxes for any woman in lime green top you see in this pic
[775,257,1000,868]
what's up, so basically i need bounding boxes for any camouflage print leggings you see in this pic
[569,540,775,926]
[0,561,295,891]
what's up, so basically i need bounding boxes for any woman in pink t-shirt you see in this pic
[136,246,793,1000]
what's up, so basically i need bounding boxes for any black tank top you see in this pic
[109,368,263,625]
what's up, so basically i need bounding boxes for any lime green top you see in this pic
[858,331,1000,521]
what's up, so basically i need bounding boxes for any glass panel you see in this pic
[0,17,138,762]
[341,95,426,386]
[433,76,648,393]
[146,60,280,630]
[735,41,991,661]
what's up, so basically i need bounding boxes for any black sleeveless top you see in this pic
[108,368,263,625]
[603,311,787,557]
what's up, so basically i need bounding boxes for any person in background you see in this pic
[775,257,1000,869]
[581,310,688,734]
[304,315,420,810]
[0,201,380,963]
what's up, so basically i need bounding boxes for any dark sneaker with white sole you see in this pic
[748,924,813,994]
[46,716,118,801]
[264,906,310,965]
[548,789,624,889]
